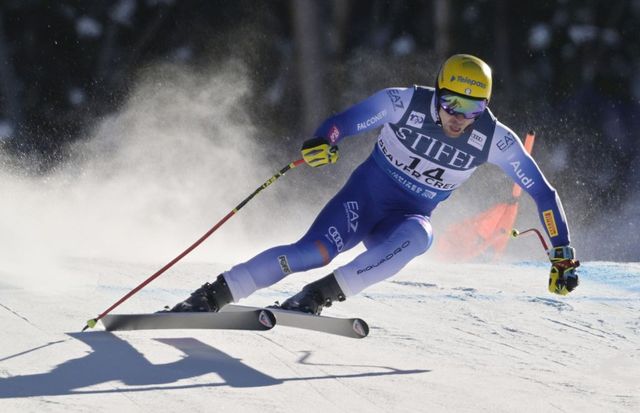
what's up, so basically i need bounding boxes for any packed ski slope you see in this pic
[1,257,638,412]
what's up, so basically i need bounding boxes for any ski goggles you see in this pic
[439,93,487,119]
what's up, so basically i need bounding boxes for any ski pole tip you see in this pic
[82,318,97,332]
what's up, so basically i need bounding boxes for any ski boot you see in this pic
[168,274,233,312]
[279,273,345,315]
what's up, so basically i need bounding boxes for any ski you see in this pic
[223,304,369,339]
[101,309,276,331]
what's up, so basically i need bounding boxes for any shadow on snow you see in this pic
[0,332,429,397]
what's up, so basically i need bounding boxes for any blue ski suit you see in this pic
[223,86,570,300]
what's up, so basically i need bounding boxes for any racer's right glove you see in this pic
[547,246,580,295]
[301,137,339,167]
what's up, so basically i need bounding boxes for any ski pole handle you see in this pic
[510,227,549,252]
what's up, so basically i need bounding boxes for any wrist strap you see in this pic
[548,246,575,261]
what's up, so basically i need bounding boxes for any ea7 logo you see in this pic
[406,111,425,129]
[343,201,359,233]
[496,133,515,152]
[386,89,405,111]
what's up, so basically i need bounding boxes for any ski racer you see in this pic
[170,54,580,315]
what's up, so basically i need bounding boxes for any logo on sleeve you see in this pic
[386,89,405,111]
[406,111,425,129]
[278,255,292,275]
[510,161,535,189]
[467,130,487,151]
[496,132,516,152]
[357,110,387,131]
[343,201,359,232]
[543,210,559,237]
[328,125,340,144]
[325,226,345,252]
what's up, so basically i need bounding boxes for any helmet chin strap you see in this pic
[434,87,443,126]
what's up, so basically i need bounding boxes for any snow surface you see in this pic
[1,257,639,412]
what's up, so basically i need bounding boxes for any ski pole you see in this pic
[510,227,549,252]
[82,158,307,331]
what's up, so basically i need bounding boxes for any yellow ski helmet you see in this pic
[436,54,492,101]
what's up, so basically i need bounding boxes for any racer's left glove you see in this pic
[547,246,580,295]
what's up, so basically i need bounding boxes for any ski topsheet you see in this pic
[223,304,369,339]
[101,309,276,331]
